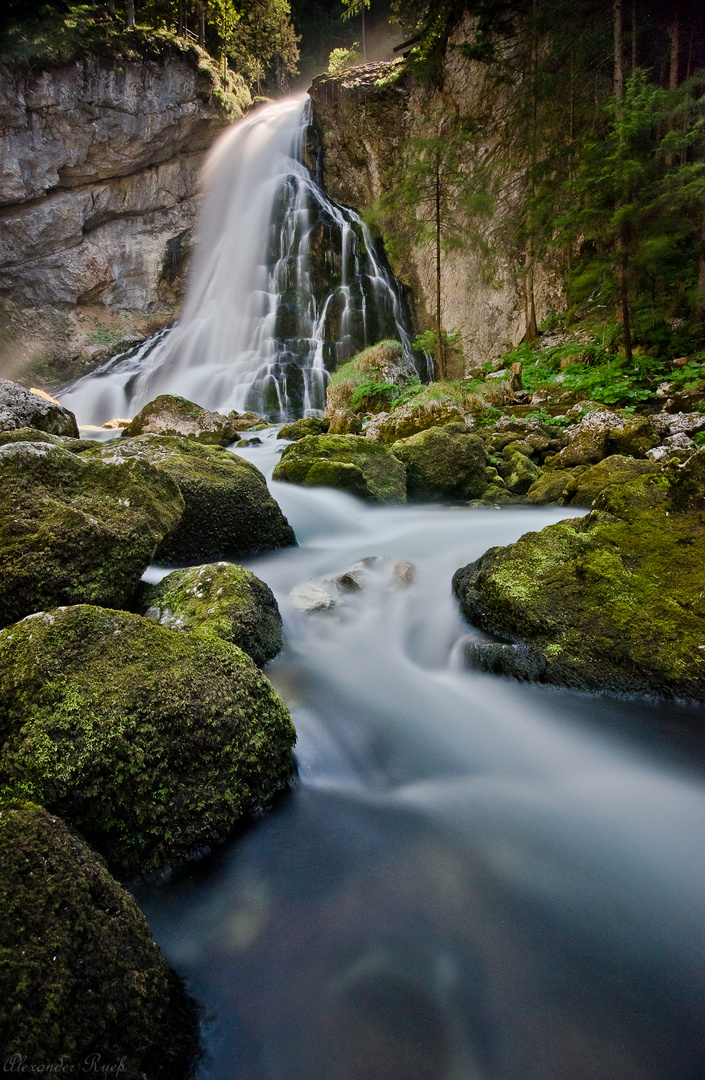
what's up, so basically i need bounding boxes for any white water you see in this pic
[60,97,414,427]
[138,433,705,1080]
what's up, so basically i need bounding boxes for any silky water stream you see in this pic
[136,432,705,1080]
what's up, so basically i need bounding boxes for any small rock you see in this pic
[102,418,131,429]
[393,560,415,585]
[289,583,336,613]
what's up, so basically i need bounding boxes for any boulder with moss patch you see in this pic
[0,439,184,628]
[141,561,282,666]
[562,455,658,507]
[0,797,199,1076]
[498,450,542,495]
[452,452,705,698]
[122,394,245,445]
[83,435,295,562]
[525,466,585,504]
[0,380,79,438]
[273,434,407,504]
[390,425,488,501]
[364,402,467,444]
[0,605,296,877]
[278,417,330,440]
[325,340,418,415]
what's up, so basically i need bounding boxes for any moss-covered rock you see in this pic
[499,450,541,495]
[278,417,330,440]
[0,797,199,1076]
[141,561,282,667]
[607,416,660,457]
[0,380,79,438]
[525,467,584,504]
[365,402,466,444]
[325,341,418,414]
[0,439,184,628]
[273,434,407,505]
[0,605,296,876]
[452,452,705,698]
[84,435,296,563]
[122,394,242,445]
[390,425,488,501]
[0,426,86,453]
[563,455,658,507]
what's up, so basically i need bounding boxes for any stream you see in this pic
[135,432,705,1080]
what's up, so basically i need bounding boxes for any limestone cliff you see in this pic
[0,44,248,385]
[309,18,562,373]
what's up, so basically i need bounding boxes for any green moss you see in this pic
[453,452,705,697]
[122,394,240,445]
[278,417,330,440]
[0,439,184,628]
[391,425,488,501]
[273,434,407,505]
[82,435,296,563]
[0,797,199,1075]
[141,561,283,667]
[563,455,658,507]
[525,467,581,504]
[0,605,296,877]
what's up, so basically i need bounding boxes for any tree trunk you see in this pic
[619,242,632,363]
[126,0,134,29]
[199,3,205,47]
[631,0,636,71]
[435,147,444,381]
[669,14,679,91]
[524,0,538,343]
[178,0,184,37]
[613,0,623,103]
[524,241,538,343]
[108,0,114,17]
[361,8,367,61]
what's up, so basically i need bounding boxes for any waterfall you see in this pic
[60,95,414,426]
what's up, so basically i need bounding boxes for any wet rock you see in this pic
[563,455,659,507]
[0,438,184,628]
[0,797,200,1076]
[327,408,364,434]
[273,434,407,505]
[0,379,79,437]
[499,450,541,496]
[122,394,242,446]
[365,403,467,444]
[525,466,585,504]
[393,560,415,585]
[278,417,330,440]
[0,604,296,877]
[391,426,488,501]
[102,417,131,429]
[140,561,283,667]
[646,432,696,462]
[289,583,336,612]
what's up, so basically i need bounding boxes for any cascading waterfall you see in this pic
[60,96,414,426]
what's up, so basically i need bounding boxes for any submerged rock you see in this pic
[0,797,199,1076]
[391,425,488,501]
[85,434,296,562]
[273,434,407,505]
[452,451,705,699]
[0,438,184,628]
[0,379,79,437]
[142,561,283,667]
[122,394,244,445]
[288,583,337,613]
[0,605,296,877]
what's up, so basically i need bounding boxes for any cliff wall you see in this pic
[0,46,247,385]
[309,18,562,373]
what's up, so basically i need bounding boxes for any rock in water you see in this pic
[0,438,184,628]
[84,434,296,562]
[273,434,407,505]
[0,797,200,1077]
[278,417,330,440]
[390,425,488,502]
[452,450,705,699]
[0,605,296,877]
[0,380,78,437]
[142,561,283,667]
[123,394,246,445]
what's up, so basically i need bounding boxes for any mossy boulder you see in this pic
[0,426,86,454]
[0,439,184,629]
[0,605,296,876]
[0,797,199,1076]
[273,434,407,505]
[122,393,242,445]
[365,402,466,444]
[0,380,79,438]
[452,452,705,698]
[141,561,283,667]
[278,417,330,440]
[84,435,296,563]
[498,450,542,496]
[390,425,488,501]
[525,467,585,504]
[563,455,658,507]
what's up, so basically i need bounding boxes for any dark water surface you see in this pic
[136,435,705,1080]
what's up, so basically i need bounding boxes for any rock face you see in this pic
[142,561,283,667]
[0,604,296,876]
[452,451,705,699]
[0,796,199,1075]
[0,46,247,378]
[308,24,562,370]
[273,434,407,505]
[0,379,79,436]
[0,434,184,627]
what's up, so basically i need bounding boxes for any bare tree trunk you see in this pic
[361,7,367,61]
[613,0,623,104]
[669,14,679,90]
[619,245,632,363]
[199,2,205,47]
[108,0,114,17]
[126,0,134,29]
[524,0,538,343]
[178,0,185,37]
[524,242,538,343]
[435,147,444,381]
[631,0,636,71]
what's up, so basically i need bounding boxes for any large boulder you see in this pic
[141,561,283,667]
[84,435,296,562]
[452,452,705,698]
[122,394,244,445]
[0,380,79,438]
[278,417,330,440]
[562,455,658,507]
[0,797,199,1077]
[546,410,659,469]
[0,438,184,628]
[0,605,296,877]
[273,434,407,505]
[365,402,466,444]
[390,425,488,501]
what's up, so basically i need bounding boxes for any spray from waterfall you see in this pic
[61,95,414,426]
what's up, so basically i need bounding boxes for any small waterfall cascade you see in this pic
[61,95,414,426]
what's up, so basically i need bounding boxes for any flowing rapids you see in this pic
[136,432,705,1080]
[59,97,414,427]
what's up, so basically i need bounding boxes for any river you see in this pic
[134,431,705,1080]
